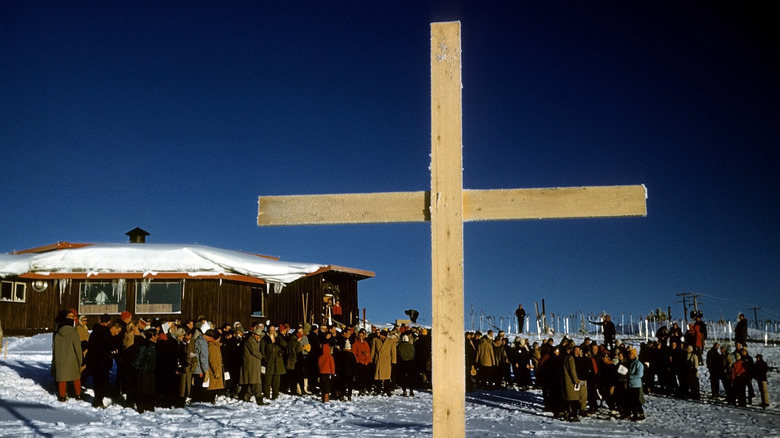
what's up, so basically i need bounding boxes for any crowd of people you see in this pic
[49,308,770,421]
[465,311,771,423]
[50,309,432,412]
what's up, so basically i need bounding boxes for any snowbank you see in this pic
[1,333,778,437]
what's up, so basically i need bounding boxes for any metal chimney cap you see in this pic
[125,227,150,243]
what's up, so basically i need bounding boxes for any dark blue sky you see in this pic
[2,2,778,329]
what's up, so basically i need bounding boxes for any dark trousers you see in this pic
[397,360,416,391]
[192,374,206,402]
[708,370,721,397]
[93,368,111,406]
[263,373,281,400]
[239,383,264,404]
[320,374,332,395]
[356,363,372,393]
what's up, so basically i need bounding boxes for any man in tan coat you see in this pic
[371,330,396,396]
[475,332,497,389]
[560,344,581,422]
[239,326,266,405]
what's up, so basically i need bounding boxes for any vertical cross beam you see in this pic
[430,21,466,438]
[257,20,647,438]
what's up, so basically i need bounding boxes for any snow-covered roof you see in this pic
[0,243,324,286]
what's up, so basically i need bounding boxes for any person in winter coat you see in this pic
[670,341,688,398]
[261,324,287,401]
[559,344,581,422]
[154,326,179,408]
[414,329,432,388]
[515,304,526,333]
[493,336,510,388]
[465,332,477,392]
[735,314,749,346]
[572,346,591,416]
[76,315,90,355]
[731,350,749,407]
[239,326,266,405]
[590,315,616,351]
[371,330,396,396]
[685,345,700,400]
[131,328,159,413]
[318,343,336,402]
[353,329,372,395]
[396,334,416,396]
[52,310,83,402]
[191,327,210,402]
[296,325,312,395]
[598,352,619,416]
[706,342,722,398]
[219,328,242,397]
[475,333,497,389]
[753,353,770,408]
[284,326,303,395]
[337,340,358,401]
[538,344,562,415]
[204,329,225,403]
[86,317,122,408]
[626,347,645,421]
[173,327,193,408]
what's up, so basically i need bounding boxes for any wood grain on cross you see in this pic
[257,21,646,438]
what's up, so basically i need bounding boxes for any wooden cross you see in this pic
[257,21,646,438]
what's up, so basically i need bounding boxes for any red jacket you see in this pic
[318,344,335,375]
[352,338,372,366]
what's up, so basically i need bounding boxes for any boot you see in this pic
[303,379,312,394]
[322,393,329,403]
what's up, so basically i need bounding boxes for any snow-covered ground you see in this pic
[1,333,778,438]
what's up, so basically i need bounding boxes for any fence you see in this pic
[470,309,780,345]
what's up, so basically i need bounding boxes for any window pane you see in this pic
[135,281,181,314]
[1,281,12,301]
[79,281,126,314]
[14,283,26,302]
[251,286,265,317]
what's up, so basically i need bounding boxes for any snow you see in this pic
[1,333,779,437]
[0,244,323,285]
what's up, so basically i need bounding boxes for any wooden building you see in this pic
[0,232,373,336]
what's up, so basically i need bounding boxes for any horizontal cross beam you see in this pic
[257,185,647,226]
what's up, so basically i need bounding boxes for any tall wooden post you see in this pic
[257,21,647,437]
[430,21,465,437]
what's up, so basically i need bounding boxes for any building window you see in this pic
[79,280,126,314]
[251,285,265,317]
[135,280,182,314]
[0,281,26,302]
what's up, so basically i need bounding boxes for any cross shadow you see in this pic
[0,399,55,437]
[465,388,547,416]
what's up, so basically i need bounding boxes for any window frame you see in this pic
[0,280,26,303]
[78,280,127,315]
[134,280,183,314]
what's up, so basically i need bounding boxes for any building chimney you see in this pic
[125,227,150,244]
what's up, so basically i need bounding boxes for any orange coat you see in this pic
[318,344,335,375]
[352,338,371,366]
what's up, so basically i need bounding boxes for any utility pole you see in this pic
[748,306,761,330]
[692,294,702,314]
[676,292,691,326]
